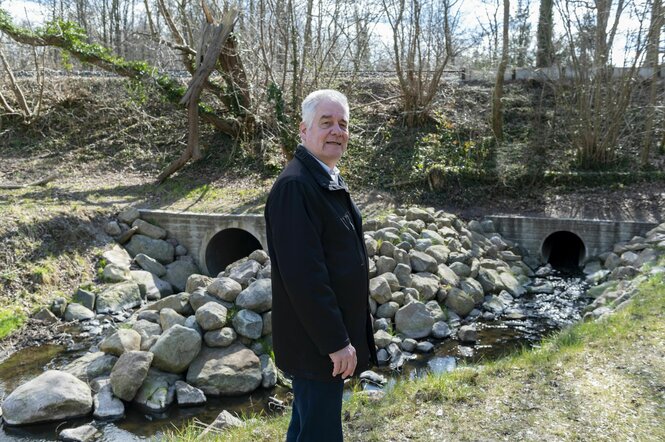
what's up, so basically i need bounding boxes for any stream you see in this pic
[0,268,590,441]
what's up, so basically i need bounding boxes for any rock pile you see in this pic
[581,222,665,320]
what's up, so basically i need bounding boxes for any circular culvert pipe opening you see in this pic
[541,231,586,271]
[205,228,262,276]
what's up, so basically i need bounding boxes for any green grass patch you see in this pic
[0,307,26,339]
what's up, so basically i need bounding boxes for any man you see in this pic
[264,89,377,441]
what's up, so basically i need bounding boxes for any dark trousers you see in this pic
[286,377,344,442]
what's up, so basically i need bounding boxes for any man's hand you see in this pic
[329,344,357,379]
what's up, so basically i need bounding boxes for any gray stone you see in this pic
[458,325,477,343]
[125,234,175,264]
[132,218,167,239]
[431,321,451,339]
[164,260,200,293]
[73,288,96,311]
[150,325,202,373]
[394,302,435,339]
[185,274,213,294]
[227,260,262,287]
[64,352,118,382]
[33,307,59,324]
[365,236,378,256]
[186,343,262,396]
[425,245,449,264]
[376,349,390,365]
[477,267,504,294]
[175,380,207,406]
[483,295,507,315]
[145,292,193,316]
[132,319,162,339]
[205,327,237,347]
[102,246,132,268]
[105,220,122,236]
[374,318,390,331]
[437,264,460,287]
[102,263,131,283]
[196,302,228,330]
[260,354,278,388]
[406,207,435,223]
[445,288,475,317]
[93,383,124,420]
[1,370,93,425]
[460,278,484,304]
[425,300,445,321]
[376,256,397,274]
[51,296,67,317]
[133,369,180,413]
[96,281,142,314]
[232,309,263,340]
[369,276,392,304]
[373,330,393,348]
[189,288,232,312]
[409,273,438,302]
[118,207,140,224]
[207,277,243,302]
[262,311,272,336]
[64,303,96,321]
[236,279,272,313]
[400,338,417,352]
[449,262,471,277]
[184,315,203,336]
[379,241,396,257]
[110,351,153,401]
[131,270,173,300]
[209,410,244,431]
[376,301,399,319]
[499,272,526,297]
[135,253,167,276]
[409,250,439,273]
[100,329,141,356]
[415,341,434,353]
[175,244,188,256]
[59,424,99,442]
[160,308,187,331]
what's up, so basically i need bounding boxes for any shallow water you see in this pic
[0,270,590,441]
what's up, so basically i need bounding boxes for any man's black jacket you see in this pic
[265,145,378,381]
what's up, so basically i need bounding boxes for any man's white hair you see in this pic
[301,89,349,129]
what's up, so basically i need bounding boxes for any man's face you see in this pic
[300,100,349,168]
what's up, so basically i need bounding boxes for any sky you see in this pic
[1,0,642,66]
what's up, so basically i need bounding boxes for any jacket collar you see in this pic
[294,145,349,192]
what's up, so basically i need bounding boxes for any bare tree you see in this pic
[536,0,554,67]
[641,0,663,166]
[491,0,509,140]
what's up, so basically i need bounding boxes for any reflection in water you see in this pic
[0,270,590,441]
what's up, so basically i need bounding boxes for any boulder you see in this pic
[96,281,142,314]
[64,303,96,321]
[499,272,526,297]
[262,311,272,336]
[232,309,263,339]
[145,292,193,316]
[133,368,180,413]
[59,424,99,442]
[110,351,153,401]
[394,302,435,339]
[196,302,229,331]
[260,354,278,388]
[63,352,118,382]
[175,380,207,406]
[93,383,124,420]
[458,325,478,343]
[189,288,232,312]
[186,274,213,294]
[394,263,412,288]
[373,330,393,348]
[72,288,96,311]
[134,253,167,277]
[369,276,392,304]
[130,270,173,300]
[376,256,397,275]
[125,234,175,264]
[100,329,142,356]
[376,301,400,319]
[204,327,237,347]
[477,267,504,294]
[410,273,439,302]
[207,277,243,302]
[150,325,202,373]
[437,264,460,287]
[160,308,187,331]
[460,277,485,304]
[236,279,272,313]
[1,370,93,425]
[186,343,262,396]
[164,260,201,293]
[431,321,451,339]
[102,245,132,268]
[424,245,449,264]
[227,260,262,287]
[132,219,167,239]
[102,263,131,283]
[409,250,439,273]
[117,207,140,224]
[406,207,434,222]
[209,410,244,431]
[445,288,475,317]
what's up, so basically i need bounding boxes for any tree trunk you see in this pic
[492,0,510,140]
[535,0,553,67]
[641,0,663,167]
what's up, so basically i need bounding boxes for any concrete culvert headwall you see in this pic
[541,231,586,270]
[205,228,263,277]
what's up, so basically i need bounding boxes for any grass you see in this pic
[0,307,26,340]
[163,267,665,441]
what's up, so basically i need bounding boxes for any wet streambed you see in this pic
[0,269,590,441]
